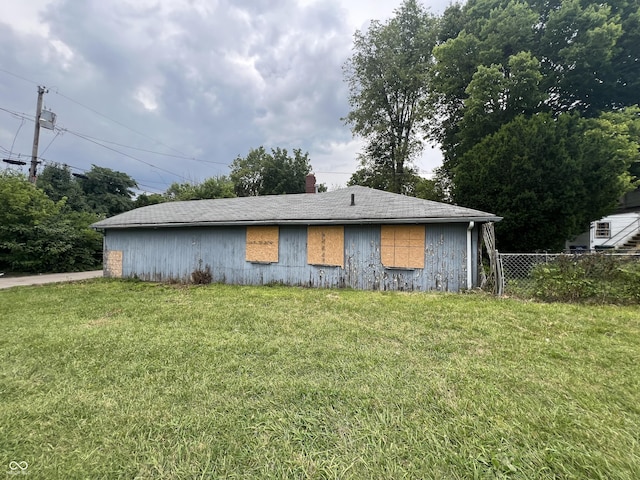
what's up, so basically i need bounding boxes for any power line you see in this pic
[39,159,165,194]
[0,106,34,121]
[40,130,61,156]
[60,127,229,166]
[0,68,219,170]
[9,118,25,159]
[63,129,189,181]
[1,106,195,181]
[0,67,39,86]
[53,89,193,158]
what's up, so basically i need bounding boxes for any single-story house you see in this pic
[92,185,501,292]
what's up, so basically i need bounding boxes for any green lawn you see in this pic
[1,280,639,479]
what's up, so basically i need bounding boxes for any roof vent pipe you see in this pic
[350,193,355,206]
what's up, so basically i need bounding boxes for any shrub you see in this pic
[531,254,640,304]
[191,263,212,285]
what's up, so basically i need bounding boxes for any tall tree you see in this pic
[76,165,137,217]
[433,0,639,171]
[453,112,638,251]
[36,164,88,212]
[343,0,438,194]
[230,147,312,196]
[431,0,640,249]
[133,193,165,208]
[348,158,444,201]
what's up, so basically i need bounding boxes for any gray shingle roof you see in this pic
[92,186,501,229]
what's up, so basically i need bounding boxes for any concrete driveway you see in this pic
[0,270,103,289]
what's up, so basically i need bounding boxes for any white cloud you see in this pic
[0,0,452,193]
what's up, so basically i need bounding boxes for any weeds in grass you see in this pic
[531,254,640,304]
[0,280,638,478]
[190,262,212,285]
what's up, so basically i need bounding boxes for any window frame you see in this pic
[594,222,611,239]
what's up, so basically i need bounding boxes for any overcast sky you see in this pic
[1,0,452,193]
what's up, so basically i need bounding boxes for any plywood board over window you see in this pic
[105,250,123,278]
[381,225,425,269]
[307,226,344,267]
[246,226,279,263]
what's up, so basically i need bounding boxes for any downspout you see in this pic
[467,221,475,290]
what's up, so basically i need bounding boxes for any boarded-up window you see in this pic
[105,250,123,278]
[307,226,344,267]
[381,225,425,269]
[246,226,279,263]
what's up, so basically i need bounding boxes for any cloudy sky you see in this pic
[1,0,452,193]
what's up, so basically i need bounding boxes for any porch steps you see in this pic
[620,231,640,250]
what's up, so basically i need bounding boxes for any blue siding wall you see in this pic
[104,223,477,291]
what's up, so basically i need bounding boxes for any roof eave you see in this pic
[92,216,502,230]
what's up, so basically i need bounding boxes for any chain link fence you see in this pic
[498,251,640,298]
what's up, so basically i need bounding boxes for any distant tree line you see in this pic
[0,146,326,273]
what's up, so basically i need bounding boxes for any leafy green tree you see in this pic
[0,172,101,272]
[430,0,640,250]
[348,157,415,193]
[433,0,639,169]
[230,147,312,196]
[163,182,198,202]
[349,153,445,201]
[133,193,166,208]
[76,165,137,217]
[163,176,235,201]
[343,0,438,193]
[453,112,637,251]
[414,176,446,202]
[36,164,88,212]
[195,176,236,199]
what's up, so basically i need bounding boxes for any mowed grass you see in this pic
[1,280,639,479]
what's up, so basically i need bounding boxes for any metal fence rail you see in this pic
[498,251,640,297]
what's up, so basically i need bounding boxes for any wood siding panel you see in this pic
[103,223,475,291]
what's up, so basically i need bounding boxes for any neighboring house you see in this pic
[92,186,501,292]
[567,188,640,251]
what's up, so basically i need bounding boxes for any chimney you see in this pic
[305,174,316,194]
[350,193,355,206]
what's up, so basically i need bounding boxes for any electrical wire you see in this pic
[63,129,189,181]
[40,130,61,156]
[0,69,224,172]
[1,106,195,182]
[0,106,34,122]
[9,118,25,158]
[39,159,164,194]
[0,67,39,86]
[59,127,229,166]
[53,89,194,158]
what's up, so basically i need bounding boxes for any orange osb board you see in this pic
[380,225,425,269]
[246,226,279,262]
[307,226,344,267]
[105,250,123,278]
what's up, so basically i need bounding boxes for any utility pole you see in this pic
[29,86,46,184]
